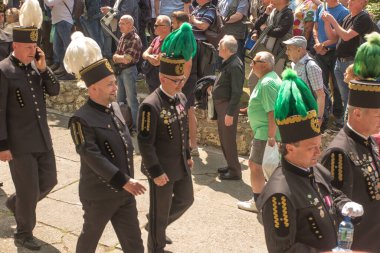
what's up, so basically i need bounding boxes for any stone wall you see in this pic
[46,81,336,156]
[46,81,88,113]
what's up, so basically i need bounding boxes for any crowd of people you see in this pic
[1,0,380,252]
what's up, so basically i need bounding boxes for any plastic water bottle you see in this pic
[333,216,354,252]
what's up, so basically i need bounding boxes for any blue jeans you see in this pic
[80,16,104,51]
[117,65,139,129]
[334,59,354,117]
[53,20,73,64]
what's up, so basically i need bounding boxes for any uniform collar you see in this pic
[10,54,31,69]
[282,157,312,177]
[344,123,371,147]
[158,87,179,105]
[87,98,113,114]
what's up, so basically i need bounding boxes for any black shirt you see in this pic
[336,11,372,58]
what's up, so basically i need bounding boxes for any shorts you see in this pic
[248,138,267,165]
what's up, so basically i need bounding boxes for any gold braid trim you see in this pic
[13,27,38,31]
[76,122,85,144]
[276,110,317,125]
[281,196,289,228]
[338,153,343,182]
[272,196,280,228]
[79,59,109,76]
[330,153,335,177]
[160,56,186,64]
[71,122,79,145]
[141,111,146,131]
[349,82,380,92]
[146,112,151,131]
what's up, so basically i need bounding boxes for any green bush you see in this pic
[368,1,380,21]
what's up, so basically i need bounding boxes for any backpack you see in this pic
[205,5,225,48]
[304,58,332,132]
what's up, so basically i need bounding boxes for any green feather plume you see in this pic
[275,69,318,121]
[354,32,380,80]
[161,22,197,61]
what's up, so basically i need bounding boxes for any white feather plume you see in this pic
[64,32,103,77]
[19,0,43,28]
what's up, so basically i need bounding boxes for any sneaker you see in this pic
[190,148,199,157]
[237,199,258,213]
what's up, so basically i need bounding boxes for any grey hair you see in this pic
[120,15,134,25]
[157,15,171,26]
[256,51,275,70]
[221,35,238,54]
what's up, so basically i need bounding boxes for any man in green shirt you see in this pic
[237,51,281,212]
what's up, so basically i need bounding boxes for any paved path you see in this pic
[0,113,267,253]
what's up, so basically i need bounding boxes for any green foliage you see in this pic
[368,1,380,21]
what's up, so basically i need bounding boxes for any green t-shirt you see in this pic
[248,71,281,141]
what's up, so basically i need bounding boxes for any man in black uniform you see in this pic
[256,69,363,253]
[321,32,380,252]
[64,32,146,253]
[137,22,196,253]
[0,0,60,250]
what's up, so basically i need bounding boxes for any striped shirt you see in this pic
[116,28,142,64]
[191,2,216,41]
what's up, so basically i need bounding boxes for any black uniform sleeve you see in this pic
[137,103,165,178]
[40,67,60,96]
[69,116,129,190]
[0,71,9,151]
[267,9,294,38]
[321,149,354,198]
[226,65,244,116]
[254,13,269,31]
[262,193,319,253]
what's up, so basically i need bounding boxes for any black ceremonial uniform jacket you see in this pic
[69,99,134,201]
[321,125,380,252]
[256,159,350,253]
[0,55,60,154]
[137,88,191,181]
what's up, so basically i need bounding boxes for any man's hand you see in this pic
[123,178,146,196]
[342,202,364,218]
[321,12,334,23]
[100,6,111,15]
[225,115,233,126]
[0,150,13,162]
[35,47,47,72]
[265,4,274,15]
[187,159,194,169]
[267,138,276,147]
[153,173,169,186]
[148,55,160,66]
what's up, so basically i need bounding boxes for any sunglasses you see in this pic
[251,59,266,65]
[165,76,186,85]
[154,24,167,28]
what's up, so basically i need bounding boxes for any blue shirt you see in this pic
[159,0,184,16]
[191,2,216,40]
[314,3,349,49]
[218,0,249,17]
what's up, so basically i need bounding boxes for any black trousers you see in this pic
[8,149,57,239]
[76,195,144,253]
[214,99,241,177]
[315,50,343,117]
[148,174,194,253]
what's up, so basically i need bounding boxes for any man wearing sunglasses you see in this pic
[237,51,281,212]
[137,23,196,253]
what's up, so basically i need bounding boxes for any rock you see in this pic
[64,95,75,104]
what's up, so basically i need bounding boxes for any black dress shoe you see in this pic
[15,237,41,251]
[58,73,76,81]
[217,167,229,174]
[218,172,242,180]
